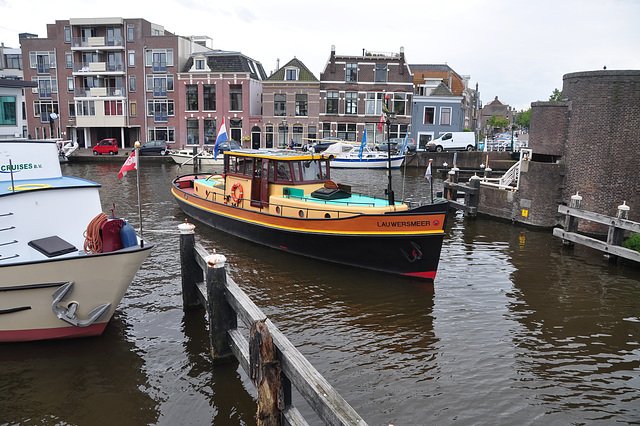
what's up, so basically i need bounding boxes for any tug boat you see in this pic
[171,149,448,280]
[0,140,152,342]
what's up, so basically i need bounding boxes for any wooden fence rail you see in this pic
[178,222,367,426]
[553,194,640,263]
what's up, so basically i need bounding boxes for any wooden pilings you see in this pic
[554,195,640,263]
[443,168,479,217]
[179,223,367,426]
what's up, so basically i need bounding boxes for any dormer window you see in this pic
[191,55,209,72]
[285,68,299,81]
[196,59,205,70]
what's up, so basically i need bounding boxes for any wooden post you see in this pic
[466,174,480,218]
[205,253,237,362]
[606,201,631,261]
[179,221,202,310]
[564,192,582,247]
[250,319,283,425]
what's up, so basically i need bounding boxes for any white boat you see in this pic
[322,142,405,169]
[55,139,79,162]
[169,149,223,167]
[0,139,152,342]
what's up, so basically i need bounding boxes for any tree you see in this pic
[487,114,510,130]
[516,109,531,128]
[549,88,562,101]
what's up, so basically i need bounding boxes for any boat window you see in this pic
[268,161,275,181]
[227,156,237,173]
[254,159,262,177]
[276,162,292,182]
[292,162,301,182]
[301,159,323,181]
[243,157,254,178]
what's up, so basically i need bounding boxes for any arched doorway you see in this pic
[251,126,261,149]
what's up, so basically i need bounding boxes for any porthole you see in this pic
[276,206,280,214]
[324,213,331,218]
[298,210,305,218]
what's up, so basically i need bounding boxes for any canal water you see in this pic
[1,160,639,425]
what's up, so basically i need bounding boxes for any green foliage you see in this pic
[549,88,562,101]
[516,109,531,128]
[623,233,640,252]
[487,115,510,129]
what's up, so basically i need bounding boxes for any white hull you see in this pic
[322,142,405,169]
[330,156,405,169]
[0,247,151,341]
[170,150,224,167]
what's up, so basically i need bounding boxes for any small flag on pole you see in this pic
[118,150,137,179]
[359,129,367,159]
[213,117,229,160]
[425,159,432,183]
[377,113,385,133]
[401,132,409,154]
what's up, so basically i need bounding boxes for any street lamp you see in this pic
[384,94,396,205]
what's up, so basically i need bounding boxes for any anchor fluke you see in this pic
[51,282,111,327]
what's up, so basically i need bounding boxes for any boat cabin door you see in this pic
[250,159,269,208]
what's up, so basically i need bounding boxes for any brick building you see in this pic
[262,58,319,148]
[319,46,413,145]
[20,18,211,149]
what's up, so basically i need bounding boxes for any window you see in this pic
[337,123,357,141]
[196,59,205,70]
[104,100,124,116]
[440,107,451,125]
[389,123,408,139]
[65,52,72,68]
[186,84,198,111]
[204,119,216,144]
[76,100,94,117]
[130,101,136,117]
[67,77,74,92]
[295,94,308,116]
[147,74,173,97]
[0,96,16,125]
[345,92,357,115]
[203,84,215,110]
[292,126,303,146]
[6,54,21,69]
[322,122,331,138]
[229,84,242,111]
[265,125,274,148]
[375,63,387,82]
[365,92,384,115]
[274,94,286,116]
[424,106,435,124]
[146,49,173,72]
[64,26,71,43]
[186,119,199,145]
[128,51,135,67]
[127,24,135,42]
[393,93,407,116]
[106,27,122,46]
[345,63,357,82]
[148,127,175,143]
[285,68,298,81]
[30,51,56,74]
[147,99,174,122]
[129,75,136,92]
[68,101,75,117]
[34,76,57,98]
[34,101,58,122]
[326,91,338,114]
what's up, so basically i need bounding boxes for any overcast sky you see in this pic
[2,0,639,112]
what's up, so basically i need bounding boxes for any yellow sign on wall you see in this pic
[522,209,529,217]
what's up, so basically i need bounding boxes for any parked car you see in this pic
[308,137,344,153]
[138,140,169,155]
[376,137,416,154]
[215,139,242,153]
[92,138,118,155]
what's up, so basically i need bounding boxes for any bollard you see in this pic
[205,252,237,362]
[564,192,582,247]
[179,220,202,309]
[607,201,630,252]
[466,174,481,217]
[484,167,492,180]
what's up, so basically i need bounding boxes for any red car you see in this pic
[92,138,119,155]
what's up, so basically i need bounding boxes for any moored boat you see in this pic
[0,139,152,342]
[169,149,224,167]
[322,141,405,169]
[171,149,447,280]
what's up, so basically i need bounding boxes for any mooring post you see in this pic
[564,192,582,247]
[250,319,283,425]
[466,174,481,218]
[179,220,202,310]
[205,252,237,362]
[606,201,630,261]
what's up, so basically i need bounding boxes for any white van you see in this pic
[426,132,476,152]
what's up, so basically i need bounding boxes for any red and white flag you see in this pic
[118,150,137,179]
[377,113,385,133]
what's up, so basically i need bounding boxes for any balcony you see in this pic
[71,36,124,50]
[73,62,125,75]
[74,87,126,98]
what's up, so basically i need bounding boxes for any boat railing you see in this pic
[176,150,211,170]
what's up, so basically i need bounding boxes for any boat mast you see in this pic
[385,94,395,205]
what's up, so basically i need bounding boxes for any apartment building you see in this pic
[20,18,211,148]
[262,58,319,148]
[319,46,413,145]
[176,50,266,150]
[0,78,37,139]
[0,43,24,79]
